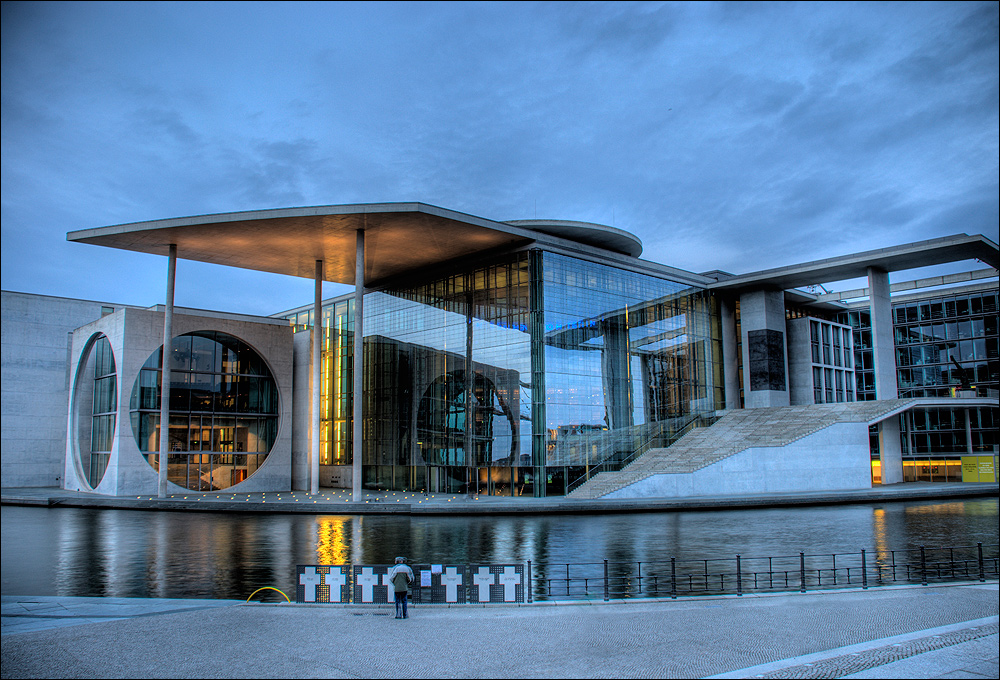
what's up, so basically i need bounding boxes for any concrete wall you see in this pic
[291,329,311,491]
[604,422,872,498]
[1,291,136,487]
[63,307,293,496]
[740,289,790,408]
[786,318,813,406]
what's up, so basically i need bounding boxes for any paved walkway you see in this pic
[2,583,996,679]
[2,482,997,515]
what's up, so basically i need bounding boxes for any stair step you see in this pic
[569,400,915,498]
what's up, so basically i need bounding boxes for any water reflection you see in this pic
[1,499,996,601]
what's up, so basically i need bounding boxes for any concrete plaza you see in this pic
[2,582,997,679]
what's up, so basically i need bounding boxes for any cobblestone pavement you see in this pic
[2,583,997,679]
[710,619,998,679]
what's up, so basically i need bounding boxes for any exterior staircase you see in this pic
[567,399,917,499]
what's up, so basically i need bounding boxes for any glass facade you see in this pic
[363,251,531,495]
[540,253,723,495]
[89,335,116,488]
[129,331,279,491]
[806,319,854,404]
[838,287,999,471]
[287,249,723,496]
[840,288,999,400]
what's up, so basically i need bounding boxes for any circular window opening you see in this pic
[77,334,117,490]
[129,331,279,491]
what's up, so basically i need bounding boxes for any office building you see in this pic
[2,203,996,498]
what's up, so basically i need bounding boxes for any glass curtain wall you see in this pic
[304,249,723,497]
[838,287,998,472]
[321,299,353,466]
[361,251,532,495]
[542,253,724,496]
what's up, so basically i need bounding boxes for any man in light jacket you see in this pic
[388,556,415,619]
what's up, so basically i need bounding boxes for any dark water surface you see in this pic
[2,499,997,600]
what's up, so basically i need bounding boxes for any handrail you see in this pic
[565,413,716,495]
[527,543,1000,602]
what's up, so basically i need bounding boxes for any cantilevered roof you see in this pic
[708,234,999,291]
[69,203,642,287]
[67,203,549,286]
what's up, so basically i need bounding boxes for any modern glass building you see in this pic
[837,281,999,482]
[280,246,723,496]
[2,203,996,498]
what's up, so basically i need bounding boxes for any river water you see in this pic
[2,499,997,601]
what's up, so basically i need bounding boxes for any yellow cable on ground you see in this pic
[246,587,290,602]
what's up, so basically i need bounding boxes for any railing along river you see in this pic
[525,543,999,602]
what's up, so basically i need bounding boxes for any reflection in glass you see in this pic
[88,335,117,488]
[290,249,726,496]
[129,331,279,490]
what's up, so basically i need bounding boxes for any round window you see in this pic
[129,331,279,491]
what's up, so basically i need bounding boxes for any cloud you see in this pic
[2,1,997,311]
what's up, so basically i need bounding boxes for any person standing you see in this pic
[387,556,414,619]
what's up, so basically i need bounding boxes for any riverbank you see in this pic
[2,583,997,678]
[1,481,997,515]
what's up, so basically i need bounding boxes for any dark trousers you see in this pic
[394,591,408,618]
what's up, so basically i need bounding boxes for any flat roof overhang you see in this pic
[67,203,548,286]
[708,234,999,292]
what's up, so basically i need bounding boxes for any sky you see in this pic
[2,1,998,317]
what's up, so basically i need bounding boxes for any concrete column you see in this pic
[352,230,364,502]
[965,409,973,455]
[157,244,176,498]
[739,289,789,408]
[867,267,897,399]
[878,417,903,484]
[311,260,323,495]
[719,296,741,410]
[868,267,902,484]
[600,317,633,430]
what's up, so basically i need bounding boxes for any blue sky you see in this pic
[2,1,997,316]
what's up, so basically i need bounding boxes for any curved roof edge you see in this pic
[503,219,643,258]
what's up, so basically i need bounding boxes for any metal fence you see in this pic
[526,543,999,602]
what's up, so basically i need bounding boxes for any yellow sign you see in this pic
[961,456,996,483]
